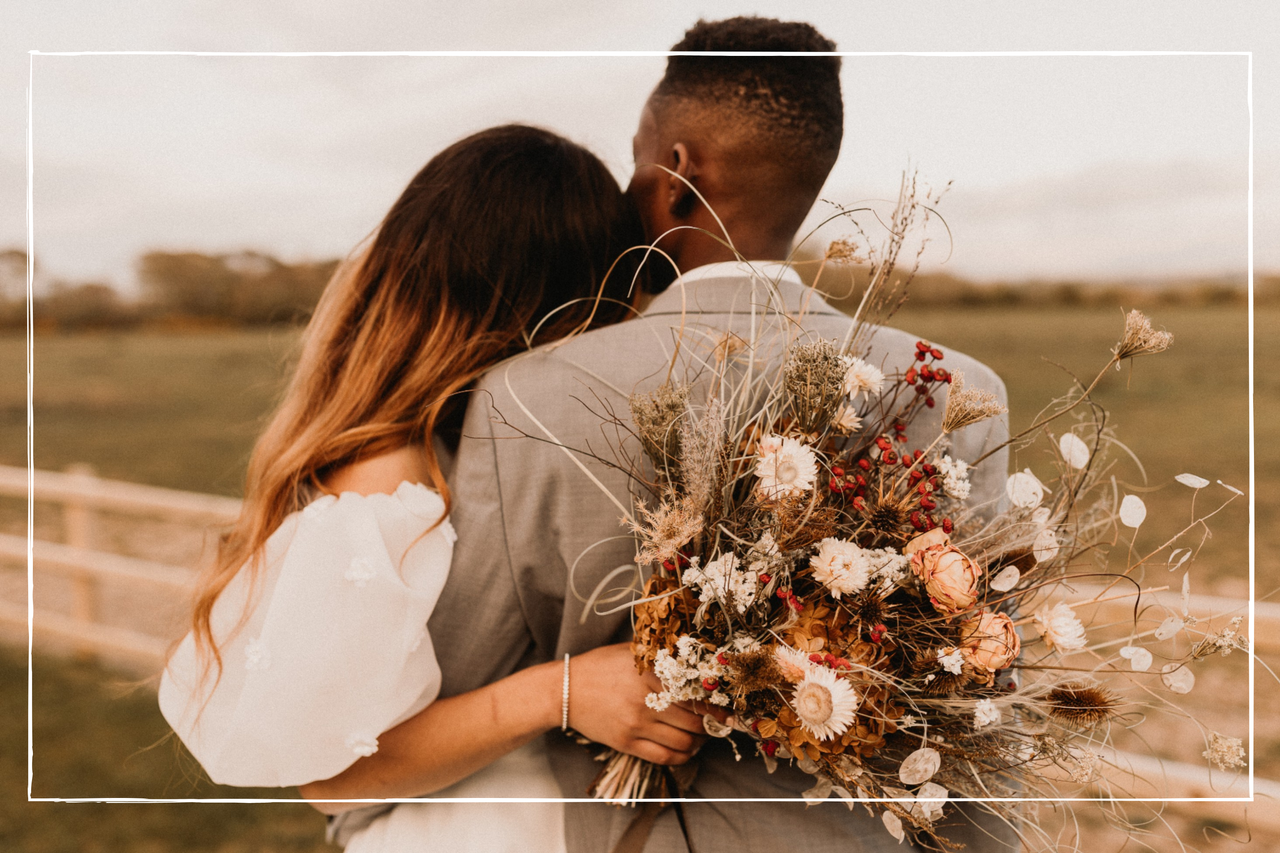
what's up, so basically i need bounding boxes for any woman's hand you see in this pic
[565,643,707,765]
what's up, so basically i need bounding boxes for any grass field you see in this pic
[3,646,335,852]
[1,303,1265,592]
[1,301,1272,851]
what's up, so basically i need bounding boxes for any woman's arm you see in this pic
[299,642,705,814]
[303,450,705,813]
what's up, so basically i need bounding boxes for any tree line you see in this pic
[3,250,339,331]
[0,248,1263,333]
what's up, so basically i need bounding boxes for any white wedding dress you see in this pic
[159,482,566,852]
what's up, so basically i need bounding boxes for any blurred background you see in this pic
[3,1,1276,851]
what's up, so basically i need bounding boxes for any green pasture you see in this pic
[3,646,334,852]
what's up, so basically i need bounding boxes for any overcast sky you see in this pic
[7,1,1278,292]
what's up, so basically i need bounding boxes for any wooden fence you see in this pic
[0,462,1276,824]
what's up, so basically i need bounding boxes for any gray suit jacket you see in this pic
[428,272,1014,852]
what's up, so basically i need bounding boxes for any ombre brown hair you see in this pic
[188,124,643,677]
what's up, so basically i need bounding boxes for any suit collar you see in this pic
[642,261,844,318]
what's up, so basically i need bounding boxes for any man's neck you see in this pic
[671,230,793,273]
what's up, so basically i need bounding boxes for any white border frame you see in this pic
[24,49,1256,807]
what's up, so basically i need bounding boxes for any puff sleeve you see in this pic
[159,482,455,788]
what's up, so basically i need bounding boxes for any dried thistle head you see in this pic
[1112,309,1173,360]
[725,647,786,697]
[783,340,847,433]
[1044,682,1121,729]
[851,593,890,628]
[825,237,867,265]
[913,654,972,695]
[941,370,1008,434]
[628,497,704,567]
[864,491,914,538]
[629,383,689,475]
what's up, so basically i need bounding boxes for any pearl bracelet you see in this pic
[560,653,571,731]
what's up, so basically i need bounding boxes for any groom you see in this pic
[435,17,1014,853]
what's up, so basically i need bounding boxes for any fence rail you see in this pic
[1,463,1276,816]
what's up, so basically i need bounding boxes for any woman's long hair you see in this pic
[188,125,644,678]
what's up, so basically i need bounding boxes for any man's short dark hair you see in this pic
[652,16,843,189]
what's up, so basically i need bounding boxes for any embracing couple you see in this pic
[160,15,1014,853]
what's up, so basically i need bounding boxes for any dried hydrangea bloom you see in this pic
[1113,309,1174,360]
[940,370,1007,434]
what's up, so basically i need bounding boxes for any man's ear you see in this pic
[667,142,698,219]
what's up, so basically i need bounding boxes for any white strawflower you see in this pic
[833,404,863,434]
[791,665,860,741]
[810,538,873,598]
[936,647,965,675]
[841,356,885,399]
[754,435,819,499]
[935,455,972,500]
[1034,602,1088,652]
[973,699,1001,729]
[773,644,812,683]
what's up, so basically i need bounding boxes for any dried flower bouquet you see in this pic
[564,181,1246,851]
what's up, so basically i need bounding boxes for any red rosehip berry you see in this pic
[858,459,872,471]
[831,466,845,477]
[942,518,954,534]
[852,496,867,511]
[809,653,824,664]
[893,423,906,433]
[916,340,930,352]
[925,396,936,407]
[915,350,928,362]
[896,434,908,443]
[904,368,918,384]
[930,348,944,360]
[759,572,771,585]
[702,678,719,691]
[829,477,844,492]
[884,451,898,464]
[763,740,778,757]
[920,496,937,510]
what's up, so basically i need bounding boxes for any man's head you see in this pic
[629,17,842,273]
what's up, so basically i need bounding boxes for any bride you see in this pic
[159,124,705,851]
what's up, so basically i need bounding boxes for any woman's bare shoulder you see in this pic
[324,444,434,497]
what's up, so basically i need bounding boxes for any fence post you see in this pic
[62,463,98,659]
